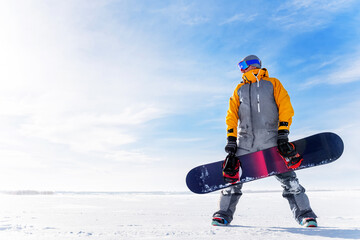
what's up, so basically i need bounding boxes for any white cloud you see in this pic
[221,13,258,25]
[327,61,360,84]
[271,0,356,32]
[104,150,161,163]
[3,1,357,191]
[153,2,210,26]
[0,1,232,190]
[302,54,360,87]
[160,137,204,143]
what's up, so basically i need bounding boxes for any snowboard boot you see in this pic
[300,218,317,227]
[211,216,229,226]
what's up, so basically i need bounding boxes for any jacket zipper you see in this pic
[256,73,261,113]
[249,82,255,148]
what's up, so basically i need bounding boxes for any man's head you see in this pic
[238,55,261,73]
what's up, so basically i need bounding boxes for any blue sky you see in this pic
[0,0,359,191]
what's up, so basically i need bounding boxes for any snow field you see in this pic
[0,190,359,240]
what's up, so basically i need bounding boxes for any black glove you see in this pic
[277,130,302,169]
[222,153,241,183]
[277,130,294,156]
[225,136,237,154]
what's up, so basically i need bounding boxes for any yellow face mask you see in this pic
[242,68,262,83]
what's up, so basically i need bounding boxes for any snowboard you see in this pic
[186,132,344,194]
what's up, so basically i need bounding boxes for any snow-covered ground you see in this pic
[0,190,359,240]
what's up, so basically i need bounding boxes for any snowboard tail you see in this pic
[186,132,344,194]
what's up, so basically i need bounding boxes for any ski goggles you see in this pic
[238,59,261,70]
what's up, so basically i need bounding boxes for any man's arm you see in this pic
[273,78,294,131]
[226,84,242,138]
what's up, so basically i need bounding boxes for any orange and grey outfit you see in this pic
[226,68,294,154]
[213,68,317,224]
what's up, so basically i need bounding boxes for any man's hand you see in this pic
[225,136,237,154]
[222,153,242,183]
[277,130,303,169]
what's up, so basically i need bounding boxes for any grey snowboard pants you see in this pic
[213,171,317,223]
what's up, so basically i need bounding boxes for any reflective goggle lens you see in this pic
[238,59,260,70]
[238,61,249,70]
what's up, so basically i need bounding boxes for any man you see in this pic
[211,55,317,227]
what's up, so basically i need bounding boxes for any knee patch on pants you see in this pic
[282,180,305,197]
[221,184,243,196]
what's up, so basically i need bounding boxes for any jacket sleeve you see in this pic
[273,78,294,131]
[226,84,241,138]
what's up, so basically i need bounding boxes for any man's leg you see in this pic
[212,183,243,224]
[276,171,317,223]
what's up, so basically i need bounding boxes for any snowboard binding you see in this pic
[278,142,303,169]
[222,153,241,184]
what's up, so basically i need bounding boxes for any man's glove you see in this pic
[222,153,242,184]
[225,136,237,154]
[277,130,303,169]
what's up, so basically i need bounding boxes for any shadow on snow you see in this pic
[227,225,360,239]
[267,226,359,239]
